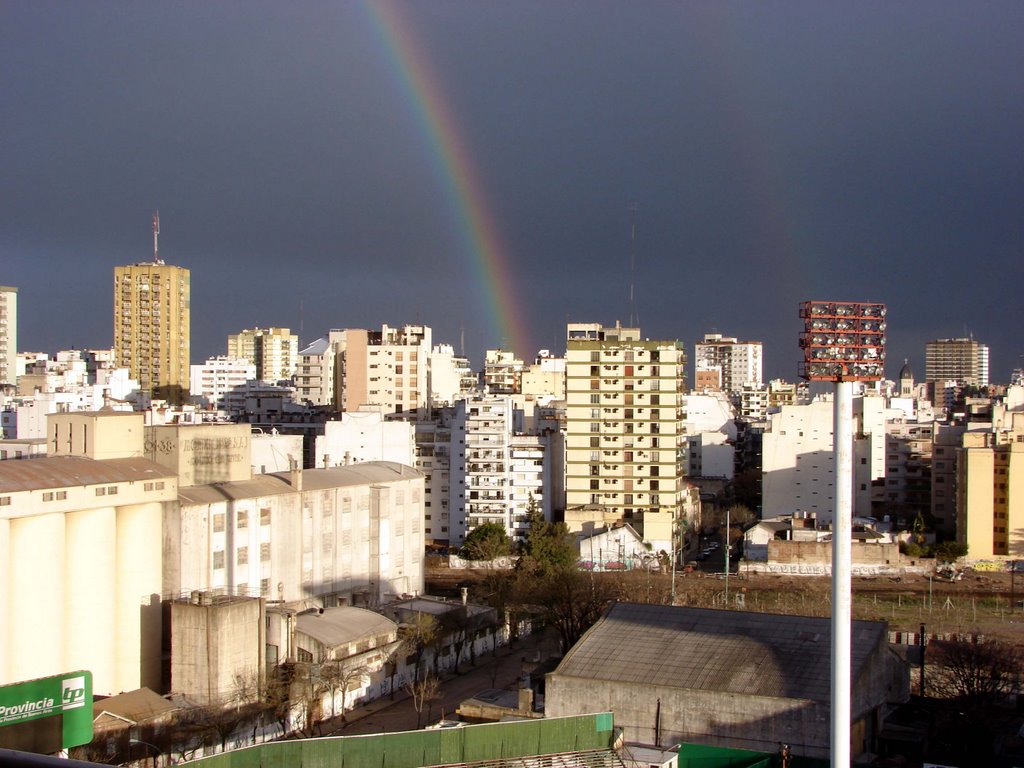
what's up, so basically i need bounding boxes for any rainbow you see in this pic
[361,1,531,358]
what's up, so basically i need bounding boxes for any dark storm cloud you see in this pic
[2,1,1021,380]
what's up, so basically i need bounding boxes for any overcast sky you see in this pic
[3,1,1022,382]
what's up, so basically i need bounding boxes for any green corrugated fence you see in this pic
[184,712,616,768]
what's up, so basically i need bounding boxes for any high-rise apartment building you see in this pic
[0,286,16,387]
[925,338,989,387]
[227,327,298,382]
[565,322,687,550]
[694,333,762,395]
[114,221,190,403]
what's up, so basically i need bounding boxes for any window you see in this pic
[260,508,271,525]
[43,492,54,502]
[237,511,248,529]
[95,487,106,497]
[260,542,270,561]
[213,551,225,569]
[237,546,248,565]
[0,497,9,507]
[213,514,225,532]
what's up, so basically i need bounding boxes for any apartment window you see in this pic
[590,422,600,433]
[260,507,271,525]
[590,394,600,404]
[213,514,226,532]
[95,487,107,497]
[590,436,600,447]
[260,542,270,561]
[237,511,248,529]
[590,479,600,490]
[213,551,225,570]
[0,497,9,507]
[237,546,249,565]
[43,492,54,502]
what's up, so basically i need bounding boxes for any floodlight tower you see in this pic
[798,300,886,768]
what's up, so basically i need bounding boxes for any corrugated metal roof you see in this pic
[178,461,422,504]
[0,456,175,492]
[295,606,397,648]
[553,603,886,703]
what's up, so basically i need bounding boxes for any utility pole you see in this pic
[724,505,730,606]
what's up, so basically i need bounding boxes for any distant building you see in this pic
[295,337,336,407]
[114,259,190,403]
[925,338,989,388]
[0,286,16,387]
[483,349,524,394]
[694,333,762,396]
[546,603,909,761]
[227,327,298,382]
[190,356,256,411]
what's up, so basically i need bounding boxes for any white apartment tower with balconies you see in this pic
[694,333,763,395]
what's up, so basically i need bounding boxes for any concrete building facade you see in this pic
[227,327,298,382]
[925,337,989,388]
[166,462,425,607]
[565,323,687,550]
[114,261,190,403]
[694,333,762,396]
[190,356,256,412]
[0,286,15,387]
[0,412,178,695]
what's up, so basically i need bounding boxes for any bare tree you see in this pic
[928,636,1024,706]
[319,660,369,722]
[405,674,441,728]
[400,611,440,682]
[927,636,1024,761]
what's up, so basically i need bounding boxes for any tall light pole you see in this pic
[800,300,886,768]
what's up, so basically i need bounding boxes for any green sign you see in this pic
[0,670,93,749]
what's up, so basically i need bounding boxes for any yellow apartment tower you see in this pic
[565,322,688,552]
[114,213,190,403]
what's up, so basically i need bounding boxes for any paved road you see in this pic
[318,630,560,737]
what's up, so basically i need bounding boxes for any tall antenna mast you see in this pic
[627,201,639,327]
[153,210,163,265]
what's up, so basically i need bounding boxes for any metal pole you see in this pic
[725,505,730,606]
[831,380,854,768]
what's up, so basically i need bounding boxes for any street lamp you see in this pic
[799,300,886,768]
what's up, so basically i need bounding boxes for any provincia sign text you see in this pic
[0,670,93,749]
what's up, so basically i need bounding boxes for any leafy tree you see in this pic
[462,522,511,561]
[521,499,576,574]
[935,541,968,562]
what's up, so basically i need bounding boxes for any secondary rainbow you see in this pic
[361,1,531,357]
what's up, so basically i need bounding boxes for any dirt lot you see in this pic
[431,566,1024,644]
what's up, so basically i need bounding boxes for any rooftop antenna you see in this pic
[153,210,164,265]
[460,324,465,358]
[627,201,639,327]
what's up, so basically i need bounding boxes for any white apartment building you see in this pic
[296,337,336,407]
[227,327,299,382]
[428,344,474,406]
[314,407,416,468]
[415,411,454,546]
[483,349,524,394]
[521,351,566,400]
[694,333,762,395]
[190,356,256,411]
[565,323,687,548]
[681,392,736,479]
[0,286,16,387]
[761,393,886,522]
[449,394,550,546]
[167,462,425,607]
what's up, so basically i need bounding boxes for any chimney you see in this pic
[518,687,534,713]
[289,457,303,491]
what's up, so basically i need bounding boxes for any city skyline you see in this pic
[3,2,1022,381]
